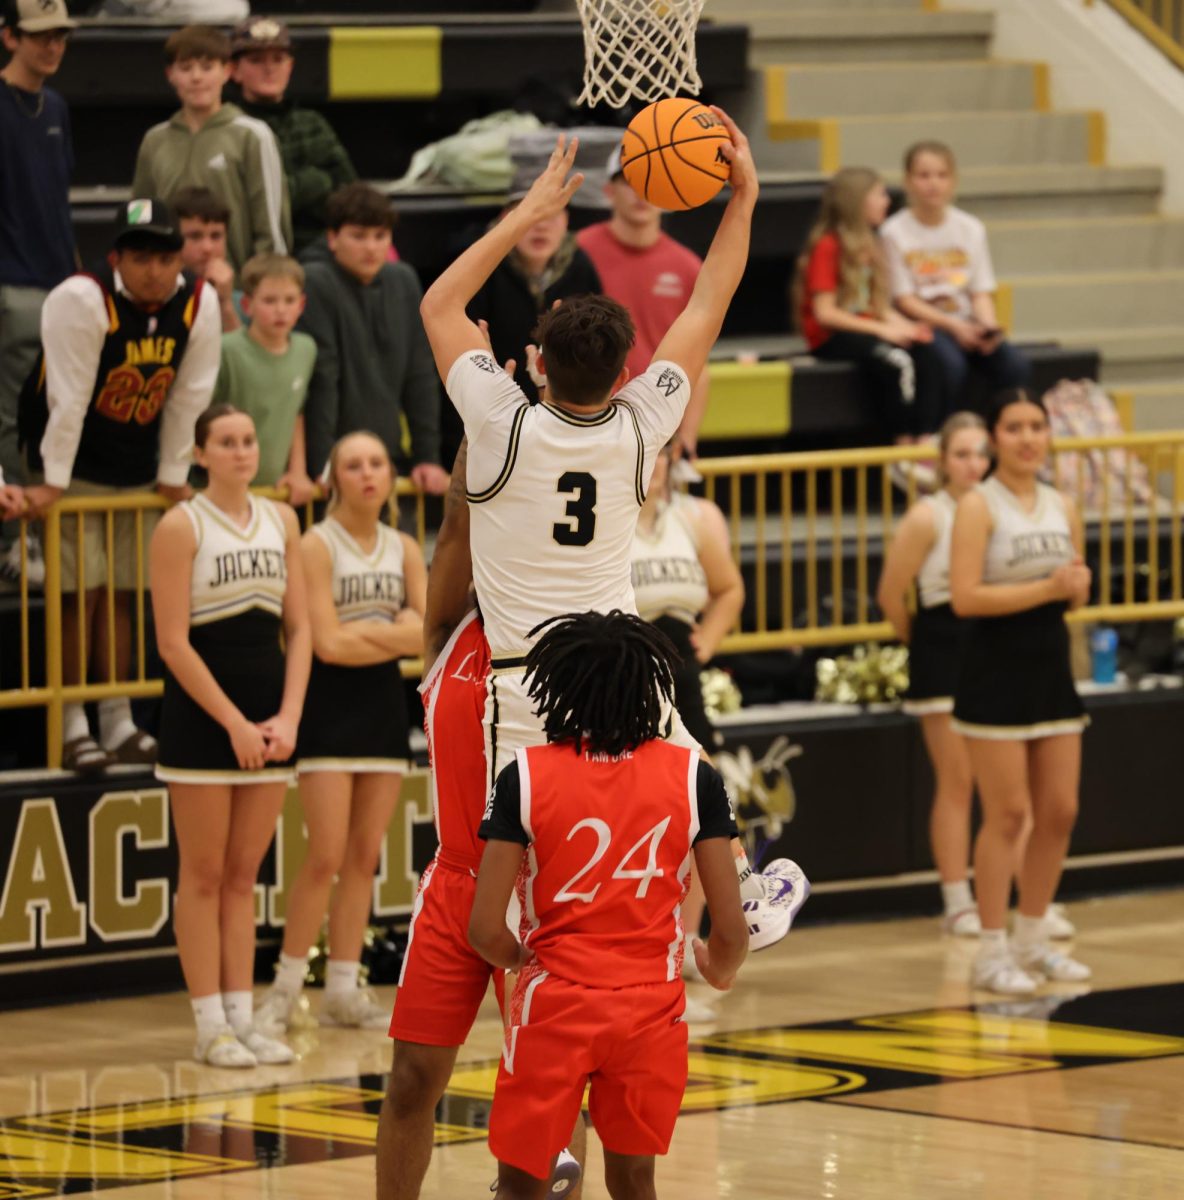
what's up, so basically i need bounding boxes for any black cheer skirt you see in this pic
[296,656,411,773]
[903,602,965,715]
[952,601,1087,740]
[653,615,722,752]
[156,610,294,784]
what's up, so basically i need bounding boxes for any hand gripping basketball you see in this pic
[711,107,758,201]
[519,134,586,223]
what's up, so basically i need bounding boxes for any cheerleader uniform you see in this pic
[902,490,965,716]
[156,494,293,784]
[297,517,411,773]
[631,493,719,750]
[952,477,1087,740]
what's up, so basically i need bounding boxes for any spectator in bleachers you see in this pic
[229,17,358,257]
[882,142,1029,409]
[18,198,221,774]
[466,191,601,404]
[0,0,77,583]
[578,147,708,457]
[174,186,242,333]
[794,166,943,484]
[212,253,316,505]
[132,25,292,276]
[298,183,447,492]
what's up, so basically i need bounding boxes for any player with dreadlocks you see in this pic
[471,609,749,1200]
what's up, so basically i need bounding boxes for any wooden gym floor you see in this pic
[1,887,1181,1199]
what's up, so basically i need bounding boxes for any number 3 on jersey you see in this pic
[552,471,597,546]
[554,815,672,903]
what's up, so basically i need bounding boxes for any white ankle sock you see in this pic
[941,880,974,914]
[979,928,1008,955]
[1013,913,1045,947]
[63,702,89,744]
[325,961,359,995]
[734,851,763,902]
[191,994,226,1039]
[274,952,308,993]
[98,697,137,750]
[222,990,254,1036]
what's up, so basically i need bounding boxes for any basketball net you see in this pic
[575,0,706,109]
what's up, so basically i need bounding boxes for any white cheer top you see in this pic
[309,516,406,623]
[631,493,707,625]
[916,489,956,608]
[181,493,288,626]
[979,477,1074,585]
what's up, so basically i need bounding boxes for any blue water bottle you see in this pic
[1090,626,1118,684]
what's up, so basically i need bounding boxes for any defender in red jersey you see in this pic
[471,611,749,1199]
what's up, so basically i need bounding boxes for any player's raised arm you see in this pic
[420,135,585,382]
[652,108,758,387]
[422,438,474,675]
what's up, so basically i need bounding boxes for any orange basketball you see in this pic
[619,97,731,211]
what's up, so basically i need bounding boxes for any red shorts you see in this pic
[389,855,504,1045]
[490,967,689,1179]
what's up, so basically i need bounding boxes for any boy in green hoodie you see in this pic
[132,25,292,275]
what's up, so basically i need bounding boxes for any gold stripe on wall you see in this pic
[701,362,793,440]
[329,27,443,100]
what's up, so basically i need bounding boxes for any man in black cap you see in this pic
[19,196,221,773]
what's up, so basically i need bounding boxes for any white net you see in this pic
[575,0,706,109]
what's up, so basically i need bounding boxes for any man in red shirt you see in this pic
[471,609,749,1200]
[577,149,709,457]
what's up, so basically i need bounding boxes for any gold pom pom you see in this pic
[815,643,910,705]
[700,668,742,718]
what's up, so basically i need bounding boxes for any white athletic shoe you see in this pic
[254,984,300,1037]
[1016,942,1092,983]
[757,859,811,925]
[549,1148,582,1197]
[943,907,982,937]
[319,987,391,1030]
[1043,904,1077,940]
[195,1025,257,1068]
[972,952,1039,996]
[238,1027,297,1065]
[683,994,718,1024]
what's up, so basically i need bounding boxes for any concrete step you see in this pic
[768,110,1104,173]
[1008,272,1184,335]
[925,165,1163,220]
[987,216,1184,275]
[717,0,929,12]
[771,59,1046,119]
[1057,328,1184,384]
[745,9,994,64]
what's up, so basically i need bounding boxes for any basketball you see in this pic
[619,97,732,211]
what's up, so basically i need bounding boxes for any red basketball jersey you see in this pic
[515,739,700,987]
[420,610,491,871]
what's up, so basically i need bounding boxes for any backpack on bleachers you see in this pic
[1041,378,1153,511]
[391,111,543,194]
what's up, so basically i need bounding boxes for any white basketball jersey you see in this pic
[916,489,956,609]
[310,516,406,623]
[181,493,288,626]
[979,477,1074,585]
[447,350,690,659]
[631,493,707,624]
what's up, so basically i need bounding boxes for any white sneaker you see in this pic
[254,984,300,1037]
[195,1025,257,1068]
[1044,904,1076,940]
[320,987,391,1030]
[1016,942,1091,983]
[549,1147,582,1197]
[972,952,1038,996]
[743,896,793,952]
[237,1027,297,1064]
[0,533,45,590]
[757,858,810,927]
[943,907,982,937]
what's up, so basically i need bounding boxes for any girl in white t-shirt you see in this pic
[881,142,1029,407]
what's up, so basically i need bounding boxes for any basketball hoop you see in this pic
[575,0,706,110]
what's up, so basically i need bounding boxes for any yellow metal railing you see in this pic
[1097,0,1184,68]
[699,432,1184,653]
[0,481,426,768]
[3,435,1183,768]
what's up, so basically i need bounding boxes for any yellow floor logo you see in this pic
[3,985,1182,1196]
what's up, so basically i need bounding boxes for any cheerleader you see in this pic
[949,389,1092,995]
[256,431,426,1032]
[151,404,311,1068]
[878,413,988,934]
